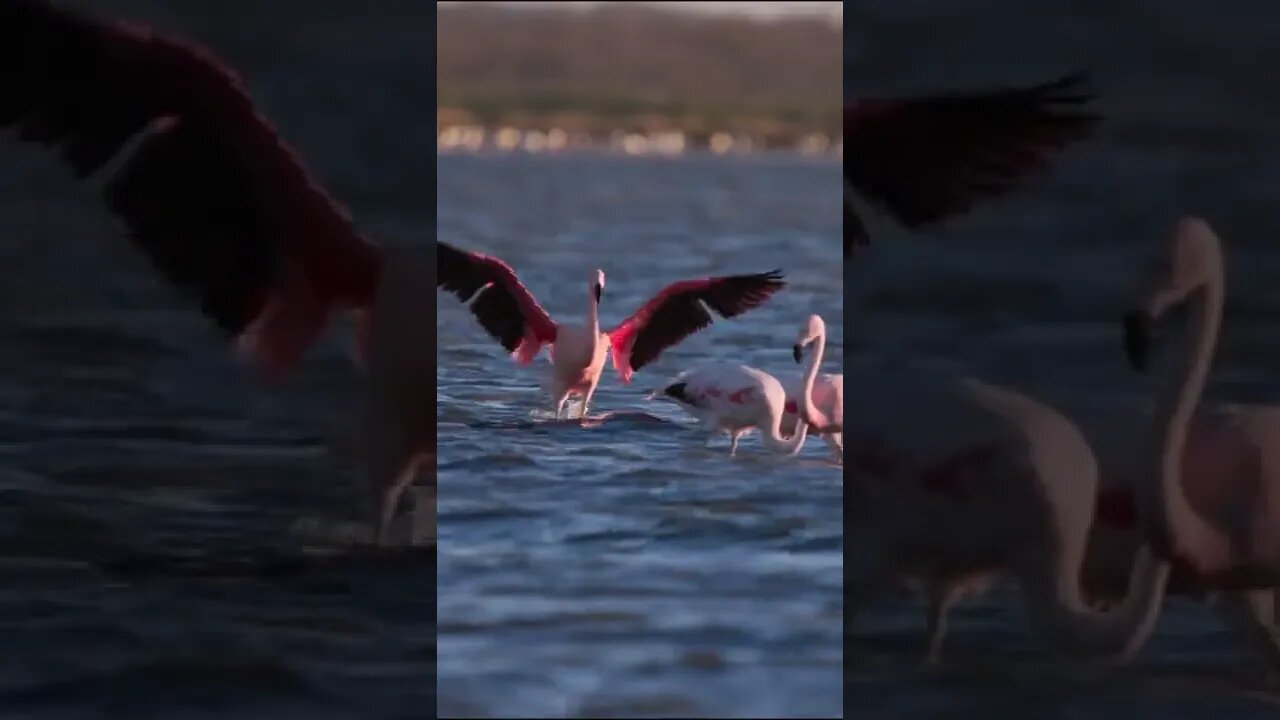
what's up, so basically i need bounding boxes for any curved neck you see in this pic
[799,329,829,430]
[762,415,809,455]
[1027,546,1171,658]
[586,284,600,334]
[1148,275,1224,556]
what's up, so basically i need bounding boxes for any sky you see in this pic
[436,2,842,20]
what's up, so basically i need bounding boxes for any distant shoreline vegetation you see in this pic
[438,3,839,157]
[437,102,841,158]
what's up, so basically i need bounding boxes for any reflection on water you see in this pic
[437,152,844,717]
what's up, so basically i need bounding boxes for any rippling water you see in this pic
[436,153,844,717]
[847,4,1280,716]
[0,6,435,714]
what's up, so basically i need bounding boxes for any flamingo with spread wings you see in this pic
[845,73,1100,255]
[0,0,437,545]
[437,241,786,418]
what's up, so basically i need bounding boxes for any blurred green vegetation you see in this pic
[437,3,840,138]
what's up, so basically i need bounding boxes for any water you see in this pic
[846,3,1280,716]
[0,6,435,717]
[436,153,844,717]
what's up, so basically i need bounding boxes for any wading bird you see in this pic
[842,372,1171,660]
[437,241,786,419]
[903,396,1280,669]
[845,73,1100,255]
[647,315,835,458]
[647,367,810,457]
[785,314,842,462]
[876,220,1280,674]
[1119,217,1280,669]
[0,0,435,546]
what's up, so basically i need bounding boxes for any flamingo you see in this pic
[655,314,840,461]
[646,362,810,457]
[877,220,1280,673]
[894,399,1280,668]
[845,72,1100,255]
[842,364,1172,659]
[0,0,436,545]
[1118,216,1280,669]
[784,314,842,463]
[436,241,786,419]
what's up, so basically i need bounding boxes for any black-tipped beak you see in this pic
[593,284,603,303]
[792,344,803,363]
[1123,310,1152,372]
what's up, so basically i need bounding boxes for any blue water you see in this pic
[846,3,1280,716]
[436,153,844,717]
[0,5,435,718]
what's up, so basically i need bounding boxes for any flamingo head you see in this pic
[592,269,606,304]
[1124,216,1224,373]
[792,313,826,364]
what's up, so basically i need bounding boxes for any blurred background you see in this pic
[846,2,1280,718]
[438,1,841,157]
[0,3,433,719]
[437,2,842,717]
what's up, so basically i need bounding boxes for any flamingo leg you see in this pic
[578,384,597,419]
[925,583,958,664]
[824,433,844,464]
[377,460,419,547]
[729,432,742,457]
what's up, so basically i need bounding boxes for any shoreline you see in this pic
[436,146,843,162]
[437,123,842,160]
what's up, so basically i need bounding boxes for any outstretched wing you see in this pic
[845,72,1100,254]
[608,270,786,383]
[436,241,558,364]
[0,0,382,377]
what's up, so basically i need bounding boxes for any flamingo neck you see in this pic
[586,284,600,335]
[1026,546,1171,658]
[763,407,809,455]
[1149,274,1223,559]
[800,329,828,430]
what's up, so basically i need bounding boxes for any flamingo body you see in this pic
[910,402,1280,669]
[545,323,611,418]
[905,220,1280,674]
[843,367,1171,661]
[650,363,808,456]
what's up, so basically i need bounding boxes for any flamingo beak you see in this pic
[593,283,603,303]
[792,344,803,363]
[1123,310,1152,372]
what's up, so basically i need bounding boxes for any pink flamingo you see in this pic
[1118,216,1280,668]
[896,399,1280,669]
[783,314,842,463]
[0,0,436,545]
[646,366,810,458]
[655,313,844,458]
[879,220,1280,673]
[843,367,1172,659]
[845,72,1100,255]
[436,241,786,419]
